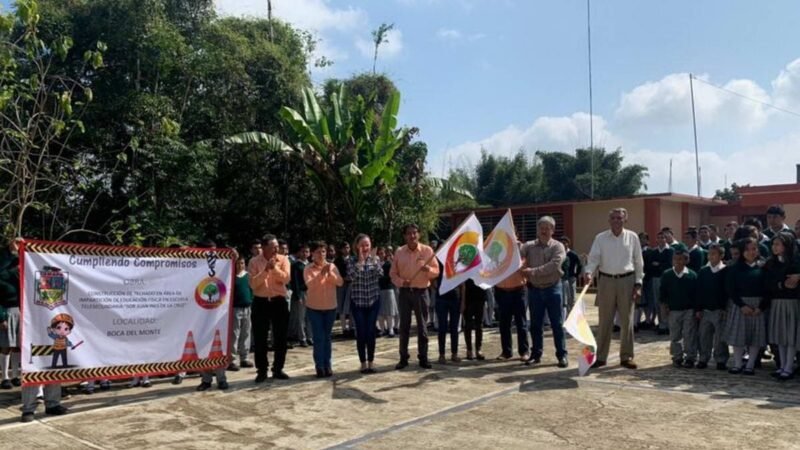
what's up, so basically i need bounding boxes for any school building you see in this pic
[440,181,800,256]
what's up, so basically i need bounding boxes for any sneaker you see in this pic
[438,355,447,364]
[696,361,708,369]
[44,405,68,416]
[255,373,268,383]
[196,382,212,392]
[240,361,254,368]
[683,360,695,369]
[716,363,727,371]
[227,364,240,372]
[11,378,21,387]
[519,354,530,363]
[20,412,34,423]
[557,357,569,368]
[496,354,512,361]
[0,379,11,389]
[299,341,308,348]
[218,381,229,390]
[272,371,290,380]
[395,360,409,370]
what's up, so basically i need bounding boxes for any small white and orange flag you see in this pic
[475,210,521,289]
[564,284,597,376]
[435,213,485,295]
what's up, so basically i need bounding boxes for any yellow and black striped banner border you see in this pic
[30,345,54,356]
[22,357,228,385]
[24,242,235,259]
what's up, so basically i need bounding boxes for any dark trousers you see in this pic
[51,349,67,368]
[252,296,290,374]
[496,288,529,357]
[464,296,485,352]
[398,288,429,362]
[529,282,568,359]
[435,295,460,355]
[352,301,381,363]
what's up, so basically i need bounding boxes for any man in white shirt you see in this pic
[582,208,644,369]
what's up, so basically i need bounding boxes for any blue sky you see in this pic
[6,0,800,196]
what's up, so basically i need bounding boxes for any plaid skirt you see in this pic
[0,307,19,348]
[379,288,398,317]
[725,296,766,347]
[768,299,800,347]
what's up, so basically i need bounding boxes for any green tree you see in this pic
[370,23,394,74]
[714,182,748,202]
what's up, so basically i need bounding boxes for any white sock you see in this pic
[733,347,745,369]
[0,353,9,380]
[10,352,20,379]
[784,346,796,373]
[746,346,760,369]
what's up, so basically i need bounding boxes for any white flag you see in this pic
[435,213,484,295]
[564,284,597,376]
[475,210,522,289]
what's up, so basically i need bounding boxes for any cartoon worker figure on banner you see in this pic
[47,314,83,368]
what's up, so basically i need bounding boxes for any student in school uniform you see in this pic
[650,231,675,335]
[376,247,398,338]
[724,237,767,375]
[722,221,739,262]
[763,232,800,380]
[635,232,652,331]
[435,260,461,364]
[695,244,730,370]
[698,225,715,250]
[462,279,488,361]
[662,227,688,253]
[684,229,707,273]
[660,249,699,368]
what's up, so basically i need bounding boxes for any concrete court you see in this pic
[0,295,798,450]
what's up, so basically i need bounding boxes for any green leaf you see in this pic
[278,107,326,155]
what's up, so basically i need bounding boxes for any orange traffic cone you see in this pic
[181,331,199,362]
[207,329,224,359]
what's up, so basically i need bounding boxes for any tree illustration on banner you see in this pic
[435,213,484,295]
[564,284,597,376]
[476,210,521,289]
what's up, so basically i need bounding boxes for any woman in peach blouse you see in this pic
[304,241,344,378]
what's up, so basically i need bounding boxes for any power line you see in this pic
[691,76,800,119]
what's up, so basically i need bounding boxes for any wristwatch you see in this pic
[634,282,642,288]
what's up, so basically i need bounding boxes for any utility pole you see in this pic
[669,158,673,193]
[587,0,595,199]
[689,73,701,197]
[267,0,274,42]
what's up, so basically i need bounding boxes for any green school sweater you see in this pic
[725,262,765,309]
[687,246,707,273]
[696,265,727,311]
[233,273,253,308]
[659,268,698,311]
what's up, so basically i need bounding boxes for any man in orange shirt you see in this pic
[248,234,292,383]
[390,224,440,369]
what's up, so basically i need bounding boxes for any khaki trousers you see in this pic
[596,275,636,362]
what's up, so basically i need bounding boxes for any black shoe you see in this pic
[316,368,325,378]
[557,357,569,368]
[728,367,743,374]
[395,360,408,370]
[255,373,268,383]
[673,359,683,368]
[299,341,308,348]
[272,371,290,380]
[0,379,11,389]
[716,363,727,371]
[657,329,669,335]
[218,381,229,390]
[286,343,294,350]
[240,360,254,368]
[227,364,240,372]
[324,368,333,377]
[683,360,695,369]
[591,360,606,369]
[475,353,485,361]
[525,356,541,366]
[779,372,794,381]
[419,360,432,369]
[613,325,621,332]
[696,361,708,369]
[196,382,212,392]
[172,375,184,385]
[742,368,755,376]
[20,412,34,423]
[44,405,68,416]
[11,378,21,387]
[366,367,377,374]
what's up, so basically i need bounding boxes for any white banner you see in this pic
[436,213,485,295]
[476,210,522,289]
[20,241,234,385]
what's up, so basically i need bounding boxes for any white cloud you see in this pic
[441,112,618,171]
[437,28,462,40]
[356,28,404,60]
[216,0,366,33]
[772,58,800,109]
